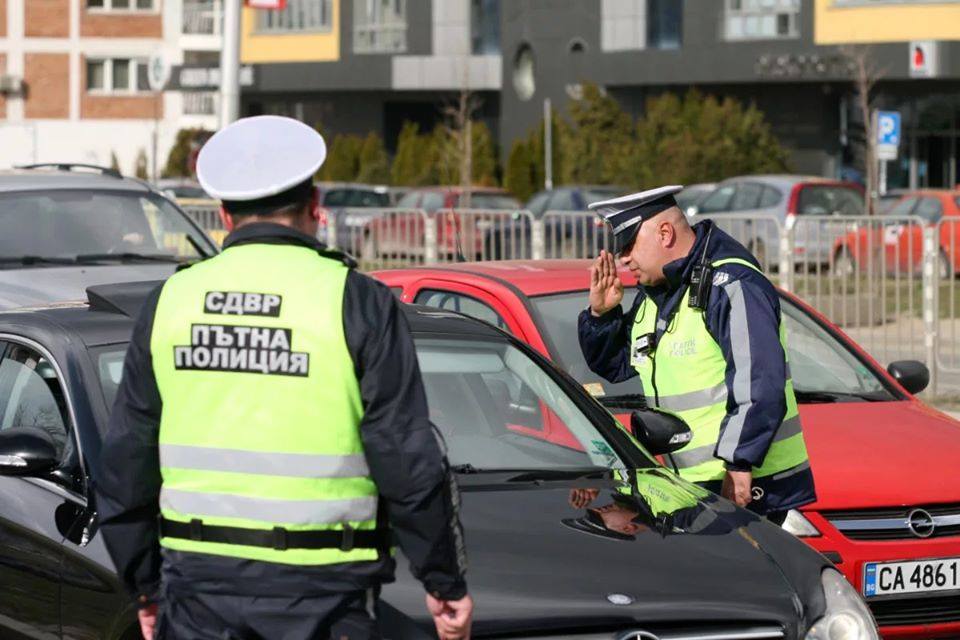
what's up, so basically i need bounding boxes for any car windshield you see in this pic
[530,290,894,405]
[0,190,212,264]
[460,193,521,210]
[95,337,631,471]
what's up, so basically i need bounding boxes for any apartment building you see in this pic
[240,0,960,187]
[239,0,502,152]
[0,0,222,175]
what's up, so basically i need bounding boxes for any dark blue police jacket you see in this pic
[578,220,817,514]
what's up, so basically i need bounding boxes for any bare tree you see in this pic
[840,45,884,215]
[439,60,482,208]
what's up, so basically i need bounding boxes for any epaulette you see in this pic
[316,248,358,269]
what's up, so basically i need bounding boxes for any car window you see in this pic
[526,192,551,216]
[796,185,863,216]
[759,186,782,208]
[955,197,960,210]
[324,189,390,208]
[396,191,421,208]
[914,197,943,223]
[0,343,70,458]
[529,290,895,403]
[731,183,763,211]
[886,197,918,217]
[416,338,628,469]
[467,193,521,210]
[421,192,445,213]
[582,188,624,206]
[697,185,736,213]
[548,190,577,211]
[781,300,893,400]
[96,339,634,471]
[529,292,643,398]
[415,289,511,334]
[0,190,211,261]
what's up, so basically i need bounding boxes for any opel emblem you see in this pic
[907,508,936,538]
[607,593,635,606]
[616,631,660,640]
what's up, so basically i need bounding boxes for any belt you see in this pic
[159,517,391,552]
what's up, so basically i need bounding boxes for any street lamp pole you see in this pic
[219,0,241,127]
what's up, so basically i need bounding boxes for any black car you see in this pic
[0,285,877,639]
[487,186,625,259]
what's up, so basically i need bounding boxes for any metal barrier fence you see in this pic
[179,199,959,398]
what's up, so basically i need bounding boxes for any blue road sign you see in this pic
[877,111,901,147]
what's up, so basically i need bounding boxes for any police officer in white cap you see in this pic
[95,116,473,639]
[578,187,816,526]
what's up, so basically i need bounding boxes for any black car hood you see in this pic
[382,469,825,639]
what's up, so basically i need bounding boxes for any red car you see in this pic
[375,260,960,639]
[361,187,520,261]
[833,190,960,279]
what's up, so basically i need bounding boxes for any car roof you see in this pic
[0,168,153,194]
[0,281,507,348]
[381,260,610,297]
[721,174,853,189]
[409,186,512,194]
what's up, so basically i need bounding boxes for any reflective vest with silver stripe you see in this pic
[630,258,809,484]
[151,243,378,565]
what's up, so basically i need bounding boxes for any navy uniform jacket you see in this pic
[94,223,467,605]
[578,220,816,514]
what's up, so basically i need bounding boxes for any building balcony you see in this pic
[183,0,222,36]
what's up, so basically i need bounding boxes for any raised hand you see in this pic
[589,250,624,317]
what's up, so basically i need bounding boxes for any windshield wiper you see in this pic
[505,467,610,483]
[794,390,888,404]
[0,256,77,266]
[597,394,648,410]
[74,253,186,264]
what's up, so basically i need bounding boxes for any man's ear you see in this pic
[218,206,235,232]
[308,187,321,222]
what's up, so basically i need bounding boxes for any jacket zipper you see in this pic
[650,351,660,407]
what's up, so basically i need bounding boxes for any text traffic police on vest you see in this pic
[576,186,816,525]
[94,116,472,640]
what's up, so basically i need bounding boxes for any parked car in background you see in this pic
[363,187,520,260]
[317,182,391,208]
[486,185,627,259]
[376,260,960,639]
[315,182,392,253]
[692,176,865,269]
[154,178,210,201]
[0,283,851,639]
[676,182,716,216]
[0,164,217,310]
[832,189,960,279]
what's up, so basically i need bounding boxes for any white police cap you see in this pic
[197,115,327,202]
[589,185,684,253]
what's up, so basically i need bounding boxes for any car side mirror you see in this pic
[630,409,693,456]
[887,360,929,395]
[0,427,58,477]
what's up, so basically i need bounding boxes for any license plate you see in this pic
[863,557,960,597]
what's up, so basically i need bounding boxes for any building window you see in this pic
[87,0,155,10]
[725,0,800,40]
[471,0,500,55]
[184,92,217,115]
[353,0,407,54]
[86,58,150,94]
[647,0,683,50]
[256,0,332,33]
